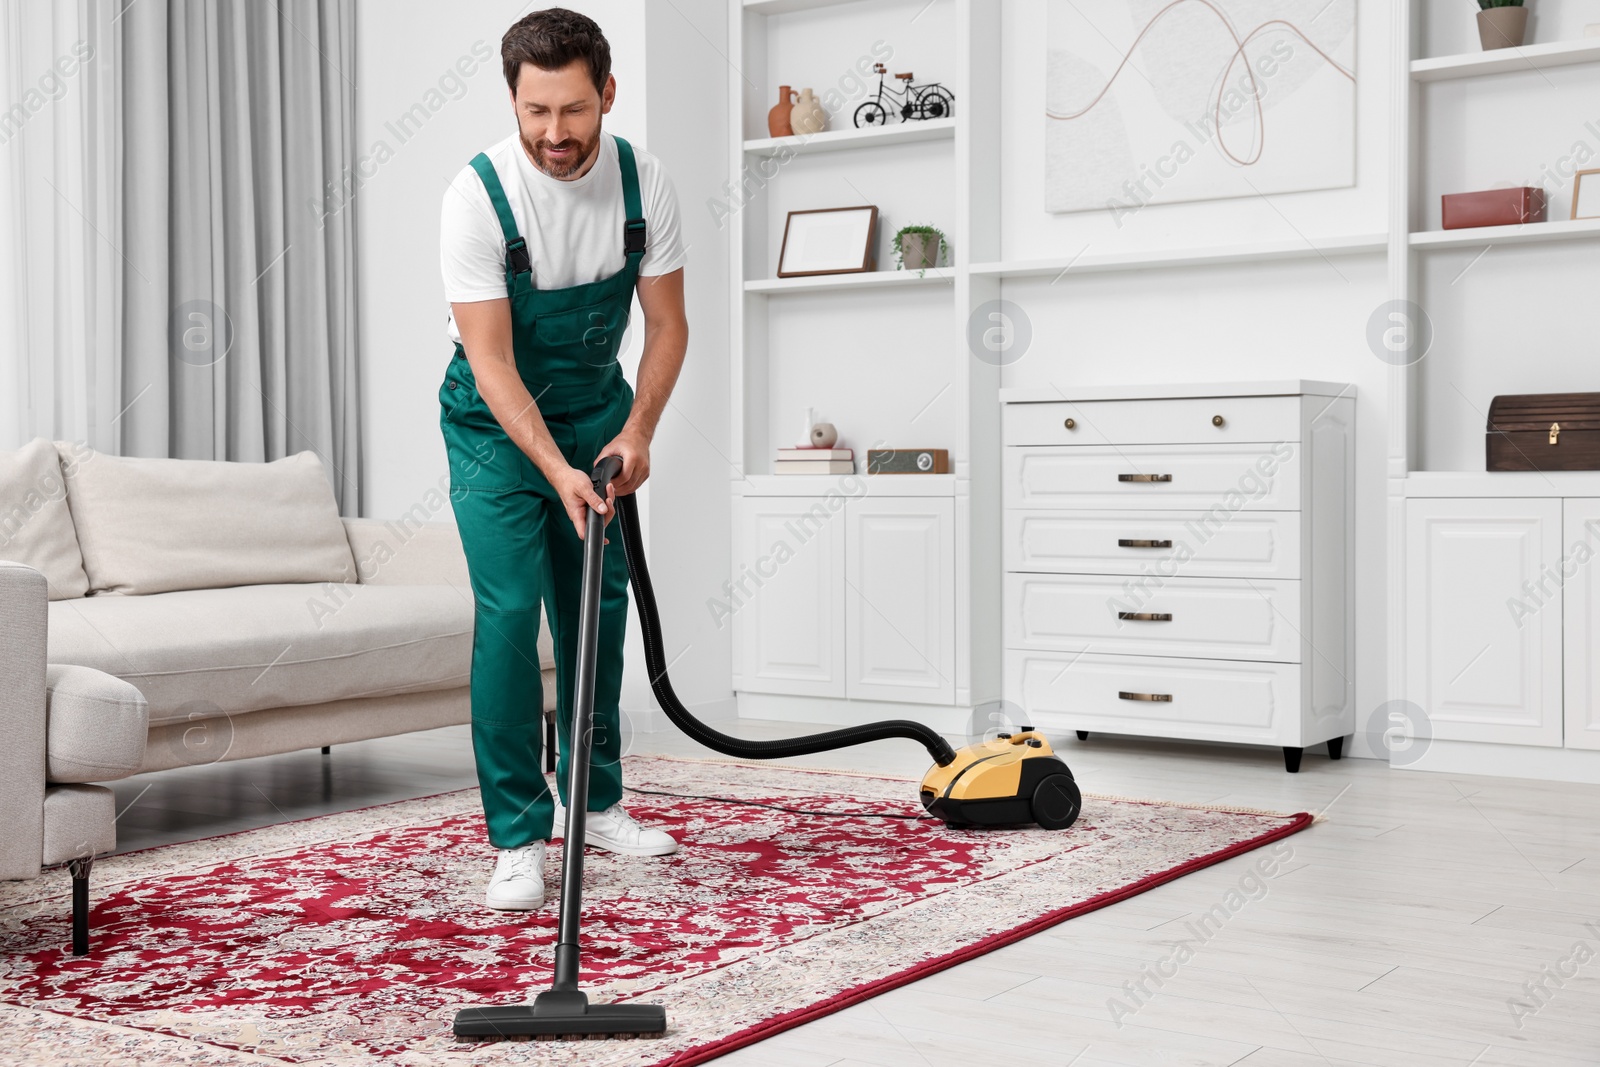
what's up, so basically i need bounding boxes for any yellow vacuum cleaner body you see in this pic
[919,728,1082,830]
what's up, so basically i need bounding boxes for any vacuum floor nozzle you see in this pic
[453,990,667,1040]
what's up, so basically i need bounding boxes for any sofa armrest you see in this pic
[343,518,470,588]
[0,561,47,879]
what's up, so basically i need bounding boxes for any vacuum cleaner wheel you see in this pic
[1031,774,1082,830]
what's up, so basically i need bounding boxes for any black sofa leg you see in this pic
[1076,731,1089,740]
[69,856,92,956]
[321,745,331,755]
[1328,736,1345,760]
[1282,746,1304,773]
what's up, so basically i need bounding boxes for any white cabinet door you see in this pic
[731,496,845,698]
[1405,498,1562,747]
[845,496,955,703]
[1564,499,1600,751]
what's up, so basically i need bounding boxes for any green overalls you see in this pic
[438,136,645,850]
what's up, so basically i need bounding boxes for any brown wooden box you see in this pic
[1442,187,1547,229]
[866,448,949,474]
[1487,393,1600,471]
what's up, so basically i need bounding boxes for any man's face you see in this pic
[511,59,614,180]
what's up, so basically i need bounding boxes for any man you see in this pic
[438,7,689,911]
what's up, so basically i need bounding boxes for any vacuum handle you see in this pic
[590,454,624,499]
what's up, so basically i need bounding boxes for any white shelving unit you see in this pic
[725,0,999,731]
[971,233,1388,279]
[1387,3,1600,777]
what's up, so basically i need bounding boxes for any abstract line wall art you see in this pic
[1045,0,1356,218]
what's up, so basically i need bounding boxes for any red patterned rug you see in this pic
[0,756,1311,1066]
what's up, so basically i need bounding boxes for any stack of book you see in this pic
[773,446,854,474]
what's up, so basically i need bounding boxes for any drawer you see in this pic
[1007,649,1298,742]
[1005,509,1300,579]
[1005,573,1302,662]
[1003,396,1301,447]
[1005,443,1301,511]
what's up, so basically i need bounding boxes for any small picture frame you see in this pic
[776,206,878,278]
[1574,169,1600,221]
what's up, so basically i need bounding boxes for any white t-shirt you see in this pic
[439,130,688,345]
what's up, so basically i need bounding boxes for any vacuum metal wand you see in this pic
[550,455,614,991]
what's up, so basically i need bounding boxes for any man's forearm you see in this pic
[623,318,689,440]
[472,357,569,481]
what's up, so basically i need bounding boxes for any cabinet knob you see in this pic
[1063,417,1076,430]
[1212,414,1225,428]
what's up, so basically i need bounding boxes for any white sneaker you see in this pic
[583,802,679,857]
[484,842,547,910]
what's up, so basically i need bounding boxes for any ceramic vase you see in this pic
[790,88,828,136]
[767,85,796,137]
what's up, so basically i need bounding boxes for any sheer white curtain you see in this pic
[1,0,360,512]
[0,0,123,454]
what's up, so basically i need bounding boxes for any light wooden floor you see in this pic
[108,720,1600,1067]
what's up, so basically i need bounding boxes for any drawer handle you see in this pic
[1118,538,1172,549]
[1063,417,1077,430]
[1119,691,1173,702]
[1118,473,1172,483]
[1212,414,1225,428]
[1117,612,1172,622]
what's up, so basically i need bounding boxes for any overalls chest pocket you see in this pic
[533,299,631,369]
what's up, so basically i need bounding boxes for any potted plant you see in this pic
[892,223,947,275]
[1477,0,1528,50]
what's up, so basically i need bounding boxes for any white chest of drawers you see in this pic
[1000,382,1356,772]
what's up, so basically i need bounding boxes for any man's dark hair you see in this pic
[501,7,611,95]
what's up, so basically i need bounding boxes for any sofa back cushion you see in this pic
[0,438,91,600]
[57,446,357,595]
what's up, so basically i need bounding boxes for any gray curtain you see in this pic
[120,0,360,512]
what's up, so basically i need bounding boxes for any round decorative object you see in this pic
[809,422,838,448]
[1063,418,1076,430]
[1212,414,1225,427]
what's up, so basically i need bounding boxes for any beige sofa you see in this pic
[0,439,555,951]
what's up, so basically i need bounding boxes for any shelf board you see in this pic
[1404,470,1600,498]
[737,472,956,496]
[1410,216,1600,249]
[743,0,865,14]
[743,117,956,158]
[970,233,1386,278]
[744,267,955,294]
[1411,37,1600,82]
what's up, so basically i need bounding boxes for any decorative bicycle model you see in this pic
[853,63,955,127]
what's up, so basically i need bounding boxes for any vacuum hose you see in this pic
[603,469,956,768]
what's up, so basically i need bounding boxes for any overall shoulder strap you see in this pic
[468,152,531,275]
[611,135,647,265]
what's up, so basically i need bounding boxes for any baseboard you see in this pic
[735,691,971,737]
[1395,739,1600,784]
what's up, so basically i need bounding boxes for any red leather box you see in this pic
[1442,186,1547,229]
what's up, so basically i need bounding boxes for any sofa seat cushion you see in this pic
[47,584,480,725]
[45,664,148,783]
[56,447,356,596]
[0,438,91,600]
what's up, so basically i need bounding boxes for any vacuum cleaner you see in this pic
[452,456,1081,1042]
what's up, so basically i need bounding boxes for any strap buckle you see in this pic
[505,236,532,275]
[624,218,647,255]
